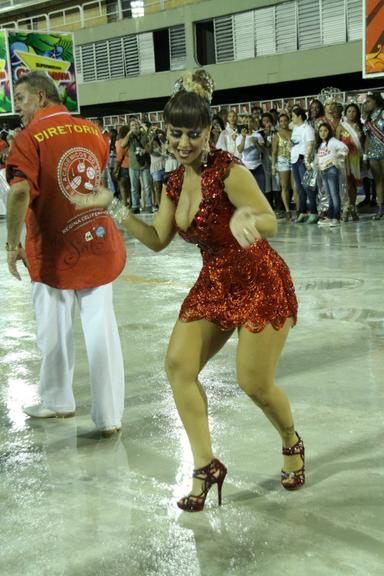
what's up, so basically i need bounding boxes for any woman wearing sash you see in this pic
[363,92,384,220]
[336,104,363,222]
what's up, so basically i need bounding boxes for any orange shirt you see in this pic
[6,105,126,289]
[115,138,129,169]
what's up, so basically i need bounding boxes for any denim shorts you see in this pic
[151,169,165,182]
[276,157,291,172]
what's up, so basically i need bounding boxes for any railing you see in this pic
[0,0,205,32]
[96,86,384,130]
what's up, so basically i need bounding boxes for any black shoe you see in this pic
[132,207,140,214]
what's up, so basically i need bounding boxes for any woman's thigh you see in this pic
[236,320,291,393]
[166,319,234,379]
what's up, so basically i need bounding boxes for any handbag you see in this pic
[302,167,318,191]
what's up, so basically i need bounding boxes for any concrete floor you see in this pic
[0,213,383,576]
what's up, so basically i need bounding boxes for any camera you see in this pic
[237,125,248,134]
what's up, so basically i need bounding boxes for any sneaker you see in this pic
[24,404,75,419]
[329,219,340,227]
[307,214,319,224]
[296,213,307,223]
[99,427,122,438]
[131,207,140,214]
[142,206,153,214]
[318,218,331,227]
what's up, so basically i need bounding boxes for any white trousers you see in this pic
[32,282,125,429]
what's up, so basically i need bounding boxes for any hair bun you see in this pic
[172,69,214,103]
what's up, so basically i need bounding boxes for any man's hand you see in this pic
[7,245,28,281]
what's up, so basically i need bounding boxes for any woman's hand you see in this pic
[229,206,262,248]
[69,186,114,210]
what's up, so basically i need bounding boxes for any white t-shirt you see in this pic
[236,131,264,170]
[290,122,315,163]
[216,125,241,157]
[317,137,349,171]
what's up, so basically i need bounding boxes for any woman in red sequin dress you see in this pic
[73,70,305,511]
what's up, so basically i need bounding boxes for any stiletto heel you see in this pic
[177,458,227,512]
[281,432,305,491]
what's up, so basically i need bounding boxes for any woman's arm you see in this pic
[225,163,277,247]
[70,186,177,252]
[271,133,278,174]
[120,190,176,251]
[237,129,247,154]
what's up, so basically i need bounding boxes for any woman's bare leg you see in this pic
[165,319,234,493]
[279,170,291,213]
[236,320,302,481]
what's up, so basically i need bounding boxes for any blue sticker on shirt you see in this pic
[96,226,105,237]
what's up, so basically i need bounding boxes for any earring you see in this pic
[201,139,210,165]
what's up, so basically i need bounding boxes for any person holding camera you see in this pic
[122,119,153,213]
[236,115,265,192]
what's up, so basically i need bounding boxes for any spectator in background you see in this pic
[309,99,325,130]
[122,119,153,213]
[290,107,317,223]
[272,112,293,220]
[216,109,240,157]
[114,125,131,206]
[314,122,348,228]
[149,127,166,209]
[210,114,225,147]
[363,91,384,220]
[237,114,265,192]
[336,103,363,222]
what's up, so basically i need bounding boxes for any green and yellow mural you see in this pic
[0,30,78,115]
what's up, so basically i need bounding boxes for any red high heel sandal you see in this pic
[281,433,305,491]
[177,458,227,512]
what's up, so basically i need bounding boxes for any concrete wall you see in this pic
[75,0,363,106]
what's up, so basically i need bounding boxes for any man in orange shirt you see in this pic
[6,71,126,437]
[114,125,131,206]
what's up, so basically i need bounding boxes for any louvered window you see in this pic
[81,44,96,83]
[346,0,362,41]
[234,12,255,60]
[123,35,139,76]
[276,2,297,53]
[255,7,276,56]
[169,25,186,70]
[322,0,346,45]
[95,41,109,80]
[298,0,321,49]
[214,16,234,63]
[138,32,155,75]
[75,45,82,76]
[108,37,125,78]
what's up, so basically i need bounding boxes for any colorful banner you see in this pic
[0,31,13,114]
[363,0,384,78]
[7,31,79,114]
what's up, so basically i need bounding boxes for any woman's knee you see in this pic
[238,374,273,407]
[165,351,199,383]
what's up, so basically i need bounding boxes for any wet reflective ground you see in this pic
[1,214,383,576]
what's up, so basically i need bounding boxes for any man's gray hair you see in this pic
[15,71,62,104]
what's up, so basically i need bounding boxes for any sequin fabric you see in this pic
[166,150,298,332]
[365,109,384,160]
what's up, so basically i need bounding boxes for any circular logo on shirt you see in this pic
[57,147,101,200]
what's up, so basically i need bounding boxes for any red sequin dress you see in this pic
[166,150,298,332]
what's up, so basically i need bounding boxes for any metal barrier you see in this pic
[0,0,204,31]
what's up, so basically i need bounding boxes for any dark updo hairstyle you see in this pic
[315,121,334,149]
[163,69,214,130]
[366,91,384,110]
[292,107,307,122]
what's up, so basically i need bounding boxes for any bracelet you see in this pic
[5,241,22,252]
[363,154,368,161]
[108,197,130,224]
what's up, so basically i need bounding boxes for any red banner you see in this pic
[363,0,384,78]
